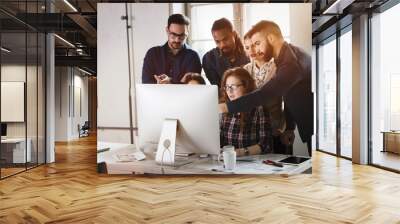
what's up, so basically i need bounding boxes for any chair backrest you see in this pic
[82,121,90,129]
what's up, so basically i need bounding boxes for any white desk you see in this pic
[1,138,31,163]
[97,142,311,175]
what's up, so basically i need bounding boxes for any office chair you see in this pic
[79,121,90,138]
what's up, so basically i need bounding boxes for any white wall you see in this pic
[55,67,89,141]
[1,65,37,138]
[1,82,24,122]
[46,32,55,163]
[72,73,89,138]
[1,64,46,163]
[55,67,69,141]
[97,3,169,143]
[289,3,312,54]
[290,3,312,156]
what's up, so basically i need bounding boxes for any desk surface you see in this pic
[381,131,400,134]
[1,138,27,143]
[97,142,312,175]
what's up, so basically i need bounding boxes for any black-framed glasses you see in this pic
[224,84,244,92]
[167,30,187,40]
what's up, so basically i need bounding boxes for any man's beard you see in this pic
[263,41,273,62]
[171,41,182,49]
[219,47,233,57]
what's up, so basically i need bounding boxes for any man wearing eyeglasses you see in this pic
[142,14,201,84]
[202,18,249,88]
[219,20,313,157]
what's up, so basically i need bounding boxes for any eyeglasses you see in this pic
[168,30,187,40]
[224,84,243,92]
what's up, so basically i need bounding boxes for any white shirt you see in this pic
[243,59,276,88]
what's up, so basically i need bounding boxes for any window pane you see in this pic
[371,3,400,171]
[171,3,185,14]
[1,31,28,177]
[190,4,233,41]
[318,38,337,154]
[27,31,38,169]
[191,40,215,63]
[340,29,352,158]
[242,4,290,39]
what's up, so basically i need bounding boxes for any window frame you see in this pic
[315,24,353,161]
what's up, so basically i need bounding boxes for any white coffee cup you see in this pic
[219,145,236,170]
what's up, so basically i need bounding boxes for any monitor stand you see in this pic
[155,119,196,167]
[155,118,178,166]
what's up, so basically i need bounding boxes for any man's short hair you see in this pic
[211,18,233,32]
[168,14,190,28]
[247,20,283,39]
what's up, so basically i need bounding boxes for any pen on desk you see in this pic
[263,160,284,167]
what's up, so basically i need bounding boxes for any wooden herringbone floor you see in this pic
[1,135,400,224]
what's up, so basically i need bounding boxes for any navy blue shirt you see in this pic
[142,42,202,84]
[202,48,249,87]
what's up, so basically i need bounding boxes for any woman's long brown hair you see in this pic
[220,67,256,129]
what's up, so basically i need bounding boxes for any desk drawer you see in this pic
[384,133,400,154]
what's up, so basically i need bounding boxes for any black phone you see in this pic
[279,156,310,164]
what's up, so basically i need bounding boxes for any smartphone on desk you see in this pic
[278,156,310,164]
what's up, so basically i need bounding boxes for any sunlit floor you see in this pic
[0,167,25,178]
[0,163,43,179]
[372,150,400,171]
[0,135,399,223]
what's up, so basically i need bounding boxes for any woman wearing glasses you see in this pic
[219,67,273,156]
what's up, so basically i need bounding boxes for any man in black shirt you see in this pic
[219,20,313,156]
[142,14,201,84]
[202,18,249,88]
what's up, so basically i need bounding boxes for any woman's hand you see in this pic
[235,145,261,156]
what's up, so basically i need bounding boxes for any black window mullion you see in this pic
[36,0,39,168]
[316,44,320,151]
[367,10,373,165]
[25,0,28,171]
[336,28,341,157]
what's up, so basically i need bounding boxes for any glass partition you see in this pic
[0,1,46,179]
[339,28,352,158]
[317,36,337,155]
[371,3,400,171]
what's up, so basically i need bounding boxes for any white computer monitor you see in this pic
[136,84,220,164]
